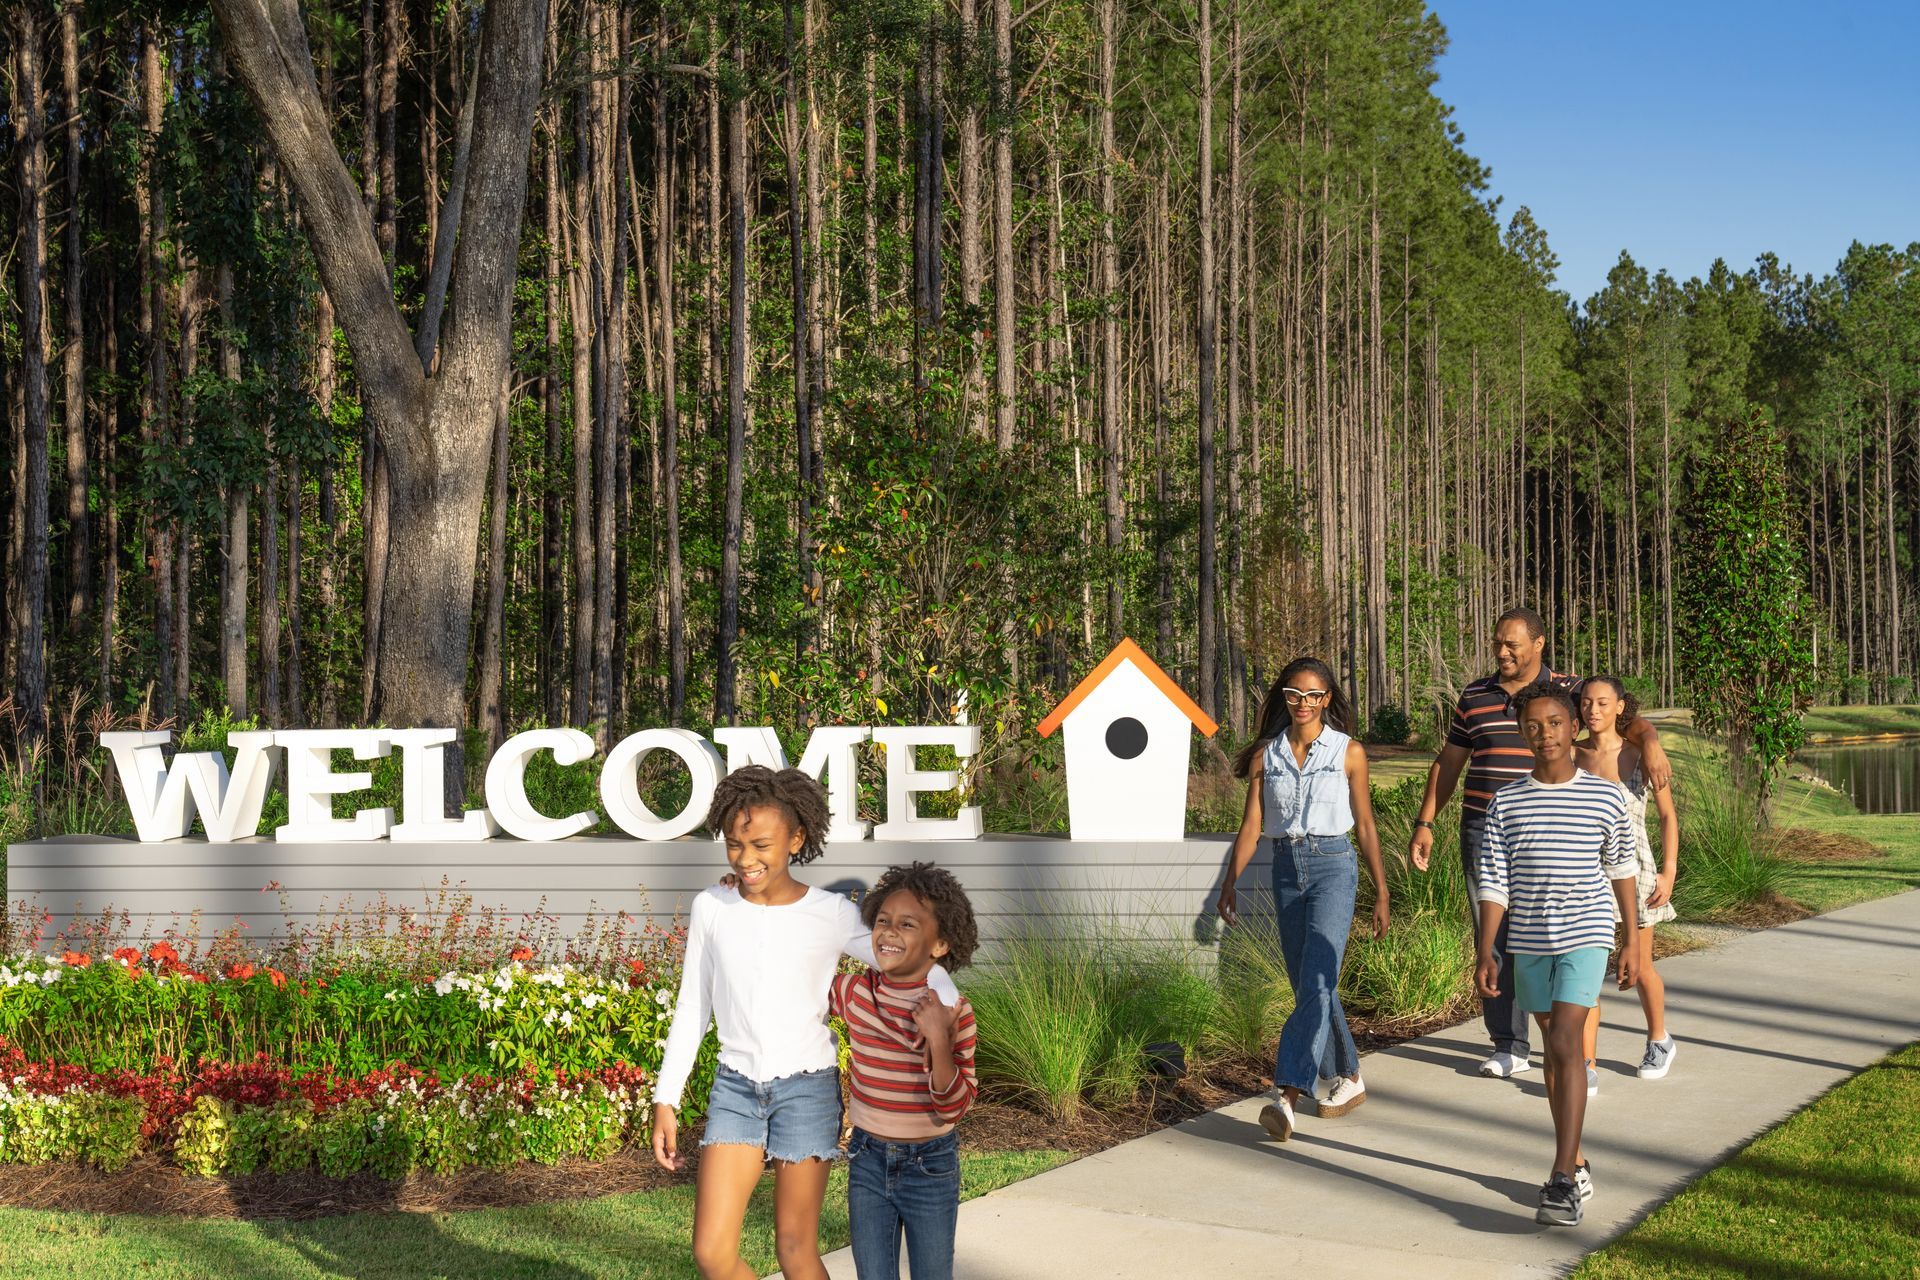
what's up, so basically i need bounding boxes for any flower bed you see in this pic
[0,942,718,1180]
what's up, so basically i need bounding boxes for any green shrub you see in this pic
[1341,908,1472,1024]
[1672,780,1794,920]
[1841,676,1871,705]
[1888,677,1915,706]
[1204,922,1293,1063]
[173,1096,234,1177]
[1365,705,1412,746]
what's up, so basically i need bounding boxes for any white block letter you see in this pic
[796,727,873,842]
[871,726,983,841]
[711,726,788,772]
[485,728,599,841]
[601,729,724,840]
[389,728,500,841]
[274,730,394,842]
[102,730,281,842]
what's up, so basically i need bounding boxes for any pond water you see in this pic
[1797,738,1920,814]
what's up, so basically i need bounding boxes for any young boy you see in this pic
[832,862,979,1280]
[1474,687,1640,1227]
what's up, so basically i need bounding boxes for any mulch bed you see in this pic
[1762,827,1884,862]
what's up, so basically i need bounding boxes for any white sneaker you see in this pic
[1258,1095,1297,1142]
[1478,1051,1533,1078]
[1319,1074,1367,1117]
[1586,1061,1599,1098]
[1638,1037,1677,1080]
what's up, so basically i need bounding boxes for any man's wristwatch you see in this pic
[1413,819,1434,831]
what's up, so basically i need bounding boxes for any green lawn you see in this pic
[1573,1042,1920,1280]
[0,1149,1073,1279]
[1799,703,1920,740]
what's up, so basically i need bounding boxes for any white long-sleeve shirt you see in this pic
[652,884,960,1109]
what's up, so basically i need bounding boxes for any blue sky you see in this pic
[1433,1,1920,308]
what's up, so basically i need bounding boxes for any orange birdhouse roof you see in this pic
[1036,638,1219,739]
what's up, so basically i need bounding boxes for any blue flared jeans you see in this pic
[1271,833,1362,1092]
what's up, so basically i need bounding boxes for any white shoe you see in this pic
[1573,1159,1594,1201]
[1478,1051,1533,1078]
[1258,1095,1297,1142]
[1638,1037,1677,1080]
[1319,1075,1367,1117]
[1586,1061,1599,1097]
[1315,1075,1338,1100]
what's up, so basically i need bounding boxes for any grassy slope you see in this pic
[0,1149,1073,1280]
[1573,1042,1920,1280]
[1798,703,1920,739]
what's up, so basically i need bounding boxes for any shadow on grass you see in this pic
[1588,1235,1878,1280]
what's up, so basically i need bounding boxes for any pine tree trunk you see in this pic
[60,0,88,625]
[11,6,52,746]
[1194,0,1218,719]
[716,23,749,723]
[656,32,687,723]
[478,383,510,750]
[1097,0,1123,641]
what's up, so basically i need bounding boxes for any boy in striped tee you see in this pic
[1475,687,1641,1229]
[832,862,979,1280]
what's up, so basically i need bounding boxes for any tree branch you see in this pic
[208,0,425,444]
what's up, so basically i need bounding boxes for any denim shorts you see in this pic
[1513,948,1608,1013]
[701,1064,844,1163]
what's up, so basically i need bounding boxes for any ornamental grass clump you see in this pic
[1672,777,1796,921]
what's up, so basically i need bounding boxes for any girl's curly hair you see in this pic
[705,765,831,864]
[861,862,979,970]
[1584,674,1640,732]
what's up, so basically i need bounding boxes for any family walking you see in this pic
[1217,607,1683,1228]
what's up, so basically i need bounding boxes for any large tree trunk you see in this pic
[218,262,249,718]
[991,0,1015,450]
[211,0,548,793]
[477,382,510,751]
[60,0,88,626]
[12,4,52,746]
[1194,0,1218,718]
[655,31,686,723]
[1097,0,1123,642]
[716,21,749,723]
[139,24,174,715]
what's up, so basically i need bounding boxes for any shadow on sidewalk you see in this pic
[1181,1110,1548,1237]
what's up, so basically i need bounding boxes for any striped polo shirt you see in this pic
[1476,770,1638,955]
[830,971,978,1141]
[1446,668,1585,818]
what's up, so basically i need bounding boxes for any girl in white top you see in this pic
[652,766,957,1280]
[1576,677,1680,1082]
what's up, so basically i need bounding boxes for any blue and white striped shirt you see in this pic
[1476,770,1637,956]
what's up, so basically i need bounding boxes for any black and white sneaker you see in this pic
[1537,1173,1583,1226]
[1573,1159,1594,1201]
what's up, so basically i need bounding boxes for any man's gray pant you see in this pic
[1460,816,1531,1059]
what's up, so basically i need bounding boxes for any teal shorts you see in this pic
[1513,948,1608,1013]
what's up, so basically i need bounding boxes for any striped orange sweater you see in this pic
[830,971,977,1141]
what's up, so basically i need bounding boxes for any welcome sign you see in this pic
[11,641,1244,950]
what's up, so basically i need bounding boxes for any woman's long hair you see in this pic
[1232,656,1354,777]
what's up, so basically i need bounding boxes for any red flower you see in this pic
[266,968,286,988]
[61,950,91,968]
[146,942,180,966]
[222,962,256,982]
[509,946,533,963]
[112,947,142,972]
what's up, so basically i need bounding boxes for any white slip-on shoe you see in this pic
[1319,1074,1367,1117]
[1638,1036,1677,1080]
[1258,1095,1297,1142]
[1478,1051,1533,1078]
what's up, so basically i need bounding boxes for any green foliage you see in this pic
[1364,705,1413,746]
[0,1087,142,1172]
[1671,778,1794,921]
[1675,411,1818,802]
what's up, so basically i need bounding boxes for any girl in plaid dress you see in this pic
[1576,677,1681,1082]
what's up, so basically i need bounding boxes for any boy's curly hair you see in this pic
[1513,685,1578,724]
[861,862,979,970]
[705,765,831,865]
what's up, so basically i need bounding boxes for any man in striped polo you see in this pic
[1409,607,1668,1077]
[1474,685,1641,1226]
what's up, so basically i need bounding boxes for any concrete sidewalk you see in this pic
[819,888,1920,1279]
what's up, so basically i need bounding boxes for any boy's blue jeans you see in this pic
[846,1127,959,1280]
[1272,834,1362,1093]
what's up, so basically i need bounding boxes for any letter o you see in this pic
[600,729,723,840]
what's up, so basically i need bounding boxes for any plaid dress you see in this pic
[1622,760,1676,927]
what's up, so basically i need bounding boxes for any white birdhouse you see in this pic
[1037,639,1219,842]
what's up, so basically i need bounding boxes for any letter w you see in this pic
[101,731,281,842]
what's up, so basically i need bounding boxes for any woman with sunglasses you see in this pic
[1216,657,1390,1142]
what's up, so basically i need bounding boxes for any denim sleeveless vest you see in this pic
[1261,726,1355,838]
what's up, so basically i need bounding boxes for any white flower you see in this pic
[433,974,455,997]
[560,1011,574,1029]
[384,989,401,1001]
[655,988,671,1007]
[493,970,513,992]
